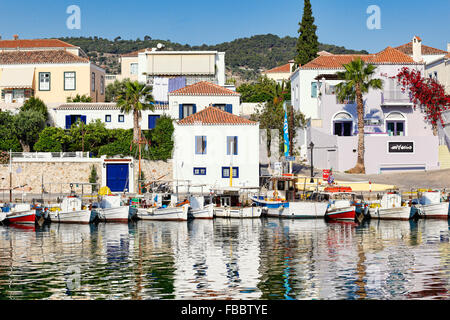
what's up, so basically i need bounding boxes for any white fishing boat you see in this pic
[0,210,6,224]
[188,195,214,219]
[271,201,329,219]
[213,188,262,219]
[137,194,189,221]
[370,192,414,220]
[413,190,449,219]
[96,194,130,223]
[48,196,92,224]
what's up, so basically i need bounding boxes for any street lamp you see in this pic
[309,142,315,183]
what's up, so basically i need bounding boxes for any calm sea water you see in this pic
[0,218,449,300]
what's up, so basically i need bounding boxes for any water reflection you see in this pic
[0,218,448,300]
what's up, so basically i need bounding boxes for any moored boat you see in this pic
[412,190,449,219]
[3,203,36,225]
[48,196,92,224]
[213,188,262,219]
[370,192,415,220]
[325,193,358,222]
[188,195,214,219]
[137,194,189,221]
[96,194,130,223]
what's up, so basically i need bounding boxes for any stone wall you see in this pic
[0,159,173,201]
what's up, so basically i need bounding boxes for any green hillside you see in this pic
[59,34,368,82]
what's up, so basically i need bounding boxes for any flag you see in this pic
[283,103,290,157]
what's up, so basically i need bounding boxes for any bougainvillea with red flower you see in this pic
[396,67,450,130]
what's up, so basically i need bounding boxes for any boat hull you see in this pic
[416,202,449,219]
[190,204,214,219]
[269,202,328,219]
[97,206,130,222]
[137,204,189,221]
[49,210,92,224]
[0,212,6,223]
[6,211,36,225]
[214,206,262,219]
[372,206,413,220]
[326,207,356,221]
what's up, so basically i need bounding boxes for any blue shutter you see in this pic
[234,136,238,155]
[179,104,184,119]
[225,104,232,114]
[149,115,160,129]
[81,115,87,124]
[65,115,72,129]
[193,104,197,114]
[311,82,318,98]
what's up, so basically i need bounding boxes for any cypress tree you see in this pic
[295,0,319,68]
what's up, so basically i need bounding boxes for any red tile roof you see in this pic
[367,46,416,64]
[0,50,89,65]
[301,47,419,70]
[178,106,257,126]
[169,81,240,96]
[263,63,292,74]
[394,42,448,55]
[0,39,75,49]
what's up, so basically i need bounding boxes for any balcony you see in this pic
[381,89,413,106]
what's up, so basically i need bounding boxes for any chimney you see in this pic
[13,34,19,40]
[412,36,422,62]
[289,60,295,73]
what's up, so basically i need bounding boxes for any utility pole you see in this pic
[9,150,12,203]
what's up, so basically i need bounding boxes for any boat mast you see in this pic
[9,149,12,203]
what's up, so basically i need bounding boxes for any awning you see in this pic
[0,67,35,88]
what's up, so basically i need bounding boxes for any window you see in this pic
[100,75,104,95]
[386,112,406,136]
[118,115,125,123]
[434,71,438,80]
[91,72,95,91]
[222,167,239,179]
[214,104,226,111]
[333,112,353,136]
[64,72,76,90]
[183,104,195,118]
[295,84,299,100]
[193,168,207,176]
[130,63,138,75]
[105,115,111,123]
[195,136,207,155]
[227,136,238,155]
[39,72,50,91]
[311,82,318,98]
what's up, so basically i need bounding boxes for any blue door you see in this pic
[148,115,160,129]
[106,164,129,192]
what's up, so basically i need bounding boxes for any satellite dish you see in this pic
[157,43,164,50]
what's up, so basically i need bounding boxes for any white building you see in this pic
[168,81,241,119]
[51,103,171,130]
[173,106,260,193]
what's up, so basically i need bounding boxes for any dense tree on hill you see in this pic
[295,0,319,68]
[59,35,368,81]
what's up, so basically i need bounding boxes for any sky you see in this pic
[0,0,448,53]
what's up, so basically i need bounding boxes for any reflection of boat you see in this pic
[96,195,130,223]
[370,192,415,220]
[48,196,92,224]
[188,196,214,219]
[7,223,36,231]
[413,190,449,219]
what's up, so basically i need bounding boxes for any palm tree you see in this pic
[116,80,155,142]
[335,58,383,174]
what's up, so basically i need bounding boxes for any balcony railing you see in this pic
[382,90,412,104]
[11,152,90,159]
